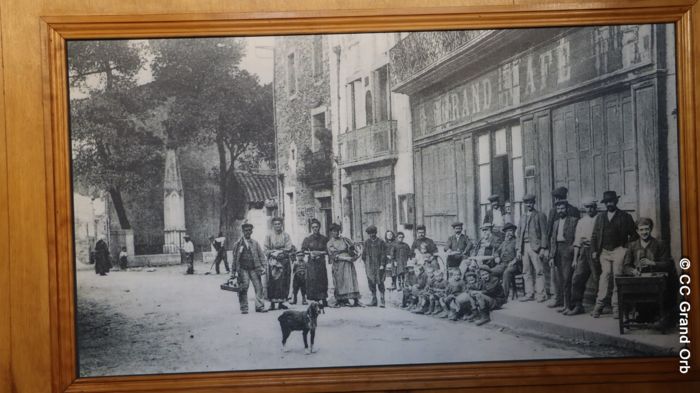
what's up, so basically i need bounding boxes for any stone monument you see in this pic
[163,148,186,254]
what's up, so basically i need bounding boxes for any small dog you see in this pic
[277,301,324,354]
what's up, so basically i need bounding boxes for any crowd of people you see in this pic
[194,186,675,329]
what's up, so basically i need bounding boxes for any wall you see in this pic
[274,35,332,245]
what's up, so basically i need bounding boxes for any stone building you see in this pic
[389,25,681,252]
[273,35,334,245]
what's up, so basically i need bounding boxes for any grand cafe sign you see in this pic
[411,25,653,139]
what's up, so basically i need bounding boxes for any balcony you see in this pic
[298,148,333,189]
[338,120,397,169]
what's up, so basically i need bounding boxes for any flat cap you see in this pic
[523,193,536,202]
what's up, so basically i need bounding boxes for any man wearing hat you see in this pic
[231,223,268,314]
[590,190,638,318]
[515,193,549,302]
[547,200,579,313]
[362,225,388,307]
[473,222,499,258]
[546,187,580,299]
[444,222,474,270]
[484,194,505,228]
[182,234,195,275]
[494,222,518,296]
[568,197,599,315]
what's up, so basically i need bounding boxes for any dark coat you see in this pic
[516,209,549,252]
[590,209,638,253]
[549,215,579,256]
[445,233,473,255]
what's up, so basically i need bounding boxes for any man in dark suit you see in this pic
[590,191,639,318]
[515,194,549,302]
[548,200,579,312]
[444,222,473,270]
[546,187,580,299]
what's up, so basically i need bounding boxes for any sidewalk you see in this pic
[490,301,680,356]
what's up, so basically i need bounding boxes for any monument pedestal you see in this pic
[163,229,185,254]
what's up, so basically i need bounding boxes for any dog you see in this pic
[277,301,324,354]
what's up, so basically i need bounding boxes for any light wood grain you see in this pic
[0,2,11,393]
[3,1,700,392]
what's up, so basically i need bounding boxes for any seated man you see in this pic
[466,266,507,326]
[450,271,483,321]
[402,264,429,310]
[622,217,676,324]
[462,223,499,274]
[439,267,466,318]
[493,223,519,297]
[444,222,474,270]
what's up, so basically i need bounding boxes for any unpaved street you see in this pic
[77,261,591,377]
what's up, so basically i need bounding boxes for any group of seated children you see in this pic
[400,223,513,326]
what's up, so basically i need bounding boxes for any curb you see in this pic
[490,309,678,356]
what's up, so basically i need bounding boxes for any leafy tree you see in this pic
[150,38,274,233]
[68,40,163,230]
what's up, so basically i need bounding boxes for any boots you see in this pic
[432,304,443,316]
[466,310,479,322]
[292,295,298,305]
[475,310,491,326]
[426,300,435,315]
[321,299,328,308]
[302,295,308,305]
[379,292,385,308]
[370,294,378,307]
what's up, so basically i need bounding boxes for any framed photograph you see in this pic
[3,1,700,392]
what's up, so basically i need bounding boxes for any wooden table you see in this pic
[615,273,668,334]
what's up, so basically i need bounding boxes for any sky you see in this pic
[70,36,275,99]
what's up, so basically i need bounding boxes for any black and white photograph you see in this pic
[69,24,684,377]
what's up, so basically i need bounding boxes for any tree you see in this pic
[68,40,162,230]
[150,38,274,234]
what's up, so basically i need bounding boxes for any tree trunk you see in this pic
[108,186,131,230]
[216,133,230,235]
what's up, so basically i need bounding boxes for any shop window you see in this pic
[511,125,524,223]
[478,133,491,221]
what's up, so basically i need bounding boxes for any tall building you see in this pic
[273,35,334,245]
[327,33,414,243]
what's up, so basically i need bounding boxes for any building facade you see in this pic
[328,33,414,243]
[389,25,680,251]
[274,35,334,245]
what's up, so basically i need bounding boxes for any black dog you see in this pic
[277,301,324,354]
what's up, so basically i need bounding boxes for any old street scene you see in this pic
[72,25,684,377]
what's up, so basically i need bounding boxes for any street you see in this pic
[77,261,595,377]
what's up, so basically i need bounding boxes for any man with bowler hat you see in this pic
[590,190,638,318]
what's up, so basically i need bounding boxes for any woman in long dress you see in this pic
[301,218,329,307]
[264,217,295,310]
[327,223,361,307]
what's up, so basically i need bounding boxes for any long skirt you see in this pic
[305,256,328,300]
[333,260,360,300]
[267,257,291,303]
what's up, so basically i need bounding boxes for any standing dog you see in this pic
[277,301,324,354]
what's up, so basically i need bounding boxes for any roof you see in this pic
[233,171,277,204]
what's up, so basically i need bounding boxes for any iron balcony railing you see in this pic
[338,120,397,168]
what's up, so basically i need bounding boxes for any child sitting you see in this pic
[466,266,507,325]
[439,267,466,318]
[450,271,482,321]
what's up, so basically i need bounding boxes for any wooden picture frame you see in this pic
[2,1,700,392]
